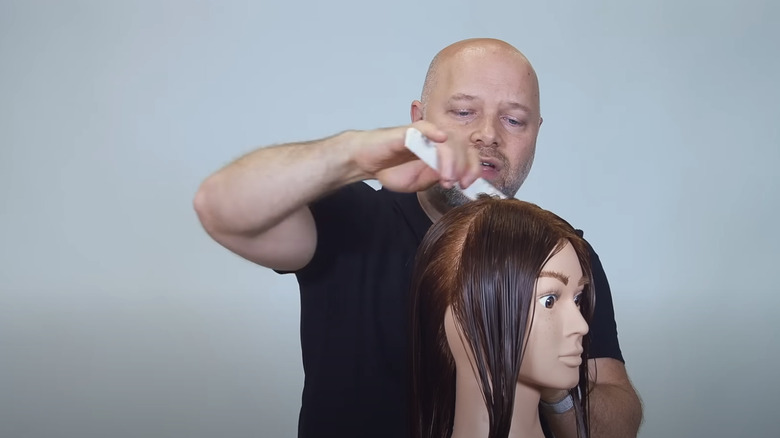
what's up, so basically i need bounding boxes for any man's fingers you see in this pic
[436,144,455,188]
[375,161,440,193]
[460,146,482,188]
[411,120,448,144]
[438,140,481,190]
[451,142,473,187]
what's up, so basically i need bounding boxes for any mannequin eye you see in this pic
[573,293,583,307]
[539,295,557,309]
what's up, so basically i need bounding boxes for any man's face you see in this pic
[518,241,589,391]
[413,48,542,208]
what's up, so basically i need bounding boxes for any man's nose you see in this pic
[470,115,498,147]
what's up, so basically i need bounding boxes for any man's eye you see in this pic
[505,117,525,126]
[539,295,557,309]
[574,293,583,307]
[452,110,472,117]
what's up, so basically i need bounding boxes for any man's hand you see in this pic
[350,120,482,193]
[541,358,643,438]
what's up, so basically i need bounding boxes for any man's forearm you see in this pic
[194,130,364,236]
[586,382,642,438]
[543,382,642,438]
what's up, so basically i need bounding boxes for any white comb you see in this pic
[404,127,507,200]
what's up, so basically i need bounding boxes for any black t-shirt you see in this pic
[279,181,623,438]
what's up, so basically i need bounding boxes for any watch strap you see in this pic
[540,393,574,415]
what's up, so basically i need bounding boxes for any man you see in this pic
[194,38,642,437]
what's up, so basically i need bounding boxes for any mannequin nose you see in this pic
[567,307,589,337]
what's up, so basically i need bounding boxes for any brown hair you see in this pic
[409,196,594,438]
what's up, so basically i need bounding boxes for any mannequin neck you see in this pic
[450,369,545,438]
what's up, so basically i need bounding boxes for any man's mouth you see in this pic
[479,157,502,173]
[479,159,501,183]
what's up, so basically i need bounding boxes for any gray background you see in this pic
[2,0,778,437]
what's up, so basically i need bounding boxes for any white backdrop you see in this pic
[2,1,778,437]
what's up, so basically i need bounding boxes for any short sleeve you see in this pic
[274,181,380,282]
[582,237,625,363]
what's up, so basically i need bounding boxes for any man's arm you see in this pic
[193,121,480,271]
[542,358,643,438]
[584,358,643,437]
[193,130,359,272]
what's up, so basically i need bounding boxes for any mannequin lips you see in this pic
[559,355,582,367]
[559,348,584,366]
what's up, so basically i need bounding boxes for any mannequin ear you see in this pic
[411,100,424,122]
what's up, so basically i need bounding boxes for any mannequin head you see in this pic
[409,196,594,438]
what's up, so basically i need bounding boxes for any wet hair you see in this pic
[408,196,594,438]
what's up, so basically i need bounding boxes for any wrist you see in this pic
[329,130,372,185]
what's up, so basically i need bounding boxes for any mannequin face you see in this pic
[443,240,589,395]
[518,241,589,390]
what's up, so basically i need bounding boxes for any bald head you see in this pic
[420,38,539,113]
[412,38,543,210]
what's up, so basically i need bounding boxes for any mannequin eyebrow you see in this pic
[539,270,589,286]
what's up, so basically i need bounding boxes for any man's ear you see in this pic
[411,100,424,122]
[539,116,544,127]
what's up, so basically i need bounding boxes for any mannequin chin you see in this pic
[409,196,594,438]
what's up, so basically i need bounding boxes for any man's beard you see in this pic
[429,184,473,210]
[428,161,531,211]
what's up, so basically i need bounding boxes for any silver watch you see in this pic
[540,393,574,415]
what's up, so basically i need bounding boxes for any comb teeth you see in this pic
[404,127,508,200]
